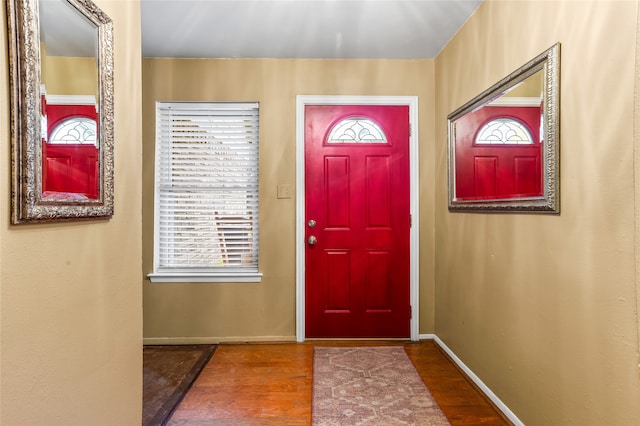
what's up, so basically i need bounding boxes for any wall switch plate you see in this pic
[277,184,292,199]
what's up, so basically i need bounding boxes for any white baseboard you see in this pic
[420,333,437,340]
[143,335,297,345]
[419,334,524,426]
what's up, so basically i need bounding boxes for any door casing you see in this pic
[295,95,420,342]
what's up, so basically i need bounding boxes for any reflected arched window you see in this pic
[475,118,534,145]
[327,117,387,143]
[48,117,97,146]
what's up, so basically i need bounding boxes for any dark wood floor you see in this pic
[167,340,510,425]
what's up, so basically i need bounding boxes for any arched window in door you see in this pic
[48,117,97,146]
[327,117,387,143]
[475,118,534,145]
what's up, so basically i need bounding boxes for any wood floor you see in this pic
[167,340,510,425]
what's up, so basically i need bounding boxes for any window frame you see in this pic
[148,101,262,283]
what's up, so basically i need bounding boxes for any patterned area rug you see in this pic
[312,346,450,425]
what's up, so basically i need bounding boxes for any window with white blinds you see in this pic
[149,102,261,283]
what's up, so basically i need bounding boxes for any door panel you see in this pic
[325,156,350,227]
[365,250,391,310]
[366,156,391,227]
[474,156,498,197]
[305,105,410,338]
[324,250,350,311]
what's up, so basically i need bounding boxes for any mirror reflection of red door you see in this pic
[42,103,99,199]
[305,105,410,338]
[454,106,542,200]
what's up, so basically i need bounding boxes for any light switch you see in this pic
[277,184,292,199]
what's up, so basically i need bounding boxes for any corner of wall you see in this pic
[633,0,640,375]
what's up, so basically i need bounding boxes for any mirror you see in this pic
[447,43,560,213]
[7,0,113,223]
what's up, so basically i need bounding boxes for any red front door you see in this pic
[454,106,542,200]
[305,105,410,338]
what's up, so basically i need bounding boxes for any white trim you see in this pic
[431,335,525,426]
[45,94,97,106]
[148,272,263,283]
[419,333,437,340]
[295,95,420,342]
[487,96,542,107]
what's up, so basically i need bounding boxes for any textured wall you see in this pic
[0,0,143,424]
[434,1,640,424]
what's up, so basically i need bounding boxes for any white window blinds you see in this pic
[152,102,260,281]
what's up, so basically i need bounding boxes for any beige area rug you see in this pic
[312,346,450,426]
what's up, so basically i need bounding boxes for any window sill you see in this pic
[148,272,263,283]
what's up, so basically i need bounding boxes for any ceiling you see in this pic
[40,0,98,57]
[140,0,483,59]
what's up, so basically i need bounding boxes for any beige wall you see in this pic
[0,0,142,424]
[435,1,640,424]
[41,47,98,96]
[142,59,437,341]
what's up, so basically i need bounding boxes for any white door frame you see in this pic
[295,95,420,342]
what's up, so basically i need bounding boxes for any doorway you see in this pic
[295,96,420,341]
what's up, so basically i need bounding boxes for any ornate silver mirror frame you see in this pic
[7,0,113,223]
[447,43,560,213]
